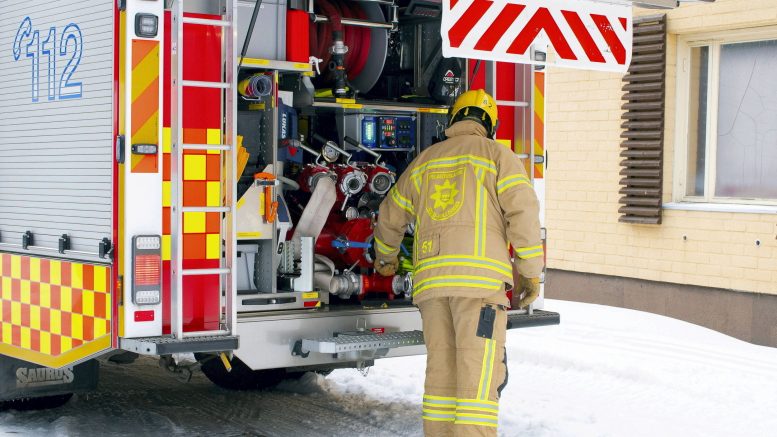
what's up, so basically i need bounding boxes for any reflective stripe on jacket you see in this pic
[374,120,544,304]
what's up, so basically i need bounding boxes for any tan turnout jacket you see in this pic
[374,120,544,304]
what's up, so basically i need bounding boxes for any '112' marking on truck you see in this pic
[13,17,83,103]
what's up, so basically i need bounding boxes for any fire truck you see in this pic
[0,0,674,407]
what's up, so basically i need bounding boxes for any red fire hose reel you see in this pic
[309,0,372,80]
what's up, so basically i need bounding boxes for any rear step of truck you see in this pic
[297,310,560,357]
[301,331,426,355]
[120,335,239,356]
[507,310,561,329]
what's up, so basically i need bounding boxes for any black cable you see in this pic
[471,59,483,88]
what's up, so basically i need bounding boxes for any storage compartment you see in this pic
[237,0,287,61]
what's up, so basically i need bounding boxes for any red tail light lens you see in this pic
[132,235,162,306]
[134,254,161,286]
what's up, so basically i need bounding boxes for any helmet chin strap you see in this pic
[491,120,499,139]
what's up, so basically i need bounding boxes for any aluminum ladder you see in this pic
[169,0,238,344]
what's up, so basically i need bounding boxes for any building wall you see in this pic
[544,0,777,296]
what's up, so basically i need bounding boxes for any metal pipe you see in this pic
[312,14,394,30]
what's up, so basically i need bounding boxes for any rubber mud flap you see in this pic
[0,356,98,403]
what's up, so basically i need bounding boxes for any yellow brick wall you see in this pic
[545,0,777,295]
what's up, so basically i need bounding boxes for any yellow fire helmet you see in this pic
[449,89,499,137]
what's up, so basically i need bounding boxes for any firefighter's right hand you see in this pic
[374,257,398,277]
[513,276,541,309]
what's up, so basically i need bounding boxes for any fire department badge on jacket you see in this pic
[426,168,465,221]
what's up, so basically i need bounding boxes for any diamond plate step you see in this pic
[120,335,239,356]
[302,330,425,355]
[507,310,560,330]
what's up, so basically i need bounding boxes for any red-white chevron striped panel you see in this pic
[442,0,633,73]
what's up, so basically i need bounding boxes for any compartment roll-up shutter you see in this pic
[619,15,667,225]
[0,0,115,260]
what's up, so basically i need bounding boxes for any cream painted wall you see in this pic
[545,0,777,294]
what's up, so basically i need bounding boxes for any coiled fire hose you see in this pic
[310,0,372,95]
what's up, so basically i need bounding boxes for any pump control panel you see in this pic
[346,115,416,150]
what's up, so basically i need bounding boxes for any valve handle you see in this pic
[344,136,383,165]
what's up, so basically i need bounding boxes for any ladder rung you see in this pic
[182,17,232,27]
[182,268,230,276]
[182,144,232,152]
[182,207,231,213]
[181,80,231,89]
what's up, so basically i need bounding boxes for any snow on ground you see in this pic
[2,299,777,437]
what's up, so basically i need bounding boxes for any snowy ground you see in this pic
[2,299,777,437]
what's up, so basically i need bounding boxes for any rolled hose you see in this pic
[310,0,371,82]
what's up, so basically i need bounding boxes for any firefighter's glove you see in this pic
[513,277,541,309]
[375,257,398,277]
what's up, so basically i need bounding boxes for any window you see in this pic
[676,31,777,205]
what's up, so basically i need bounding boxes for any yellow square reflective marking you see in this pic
[94,267,107,293]
[95,315,107,338]
[50,261,61,286]
[184,155,207,181]
[30,257,41,282]
[163,127,172,154]
[83,290,95,317]
[184,212,207,234]
[302,292,319,299]
[21,281,31,304]
[72,314,83,341]
[30,305,41,330]
[2,324,11,346]
[61,336,72,353]
[71,264,84,289]
[162,235,172,261]
[50,310,62,335]
[207,182,221,207]
[21,327,31,350]
[61,287,72,312]
[11,302,21,326]
[40,331,51,355]
[207,129,222,154]
[206,234,221,260]
[1,278,10,300]
[162,181,172,207]
[11,256,21,278]
[40,283,51,307]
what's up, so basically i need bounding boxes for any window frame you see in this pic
[674,27,777,207]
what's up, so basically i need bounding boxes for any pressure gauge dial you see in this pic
[322,144,341,163]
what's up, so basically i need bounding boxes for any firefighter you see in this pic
[373,89,543,436]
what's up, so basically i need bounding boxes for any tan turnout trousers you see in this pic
[418,295,508,437]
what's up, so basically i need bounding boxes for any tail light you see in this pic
[132,235,161,305]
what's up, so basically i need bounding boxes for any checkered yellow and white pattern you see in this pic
[0,253,112,368]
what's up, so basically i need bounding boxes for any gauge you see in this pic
[321,143,341,163]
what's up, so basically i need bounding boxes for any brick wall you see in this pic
[545,0,777,295]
